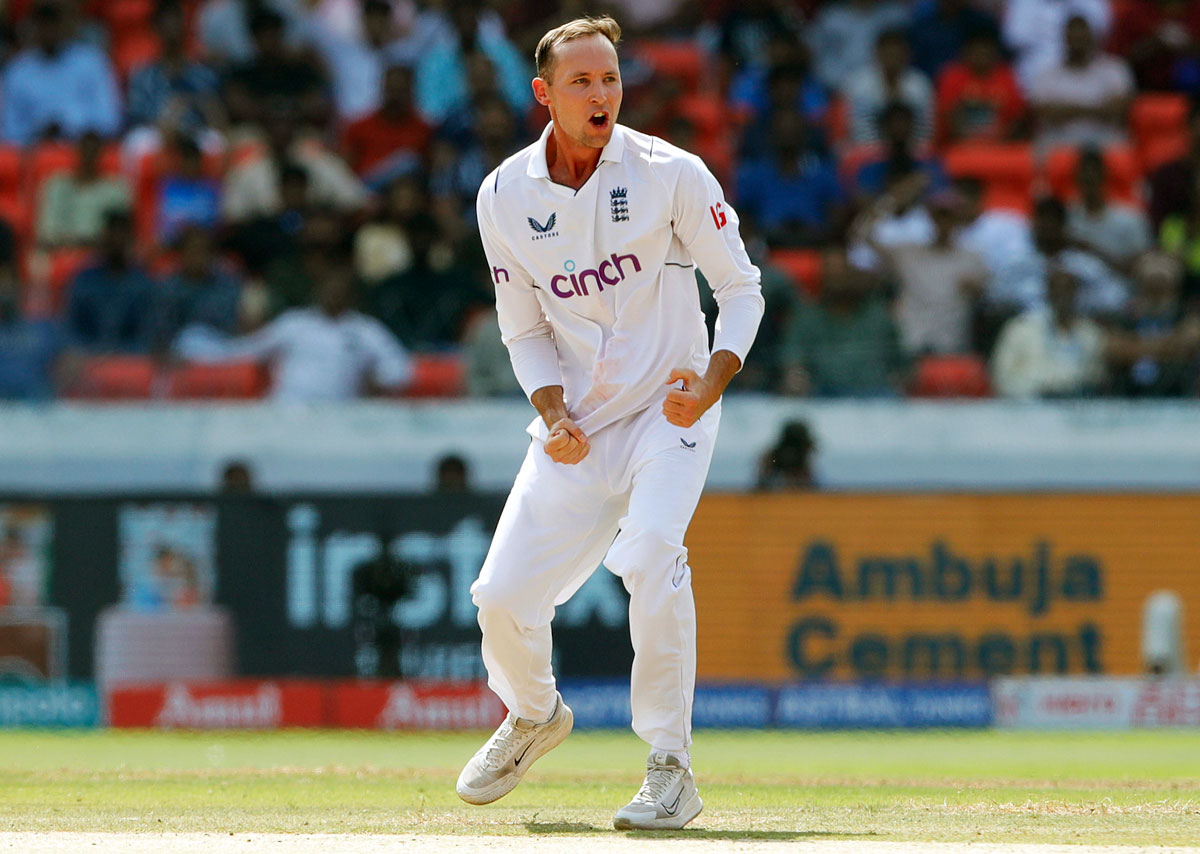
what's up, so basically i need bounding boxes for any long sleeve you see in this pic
[671,154,765,368]
[476,176,562,399]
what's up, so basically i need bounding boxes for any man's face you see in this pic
[534,34,623,151]
[382,67,412,108]
[1076,157,1105,195]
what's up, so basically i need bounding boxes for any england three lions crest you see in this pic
[610,187,629,223]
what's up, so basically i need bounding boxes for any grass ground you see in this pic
[1,729,1199,846]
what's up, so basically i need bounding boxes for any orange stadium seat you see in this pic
[943,143,1035,213]
[770,248,823,299]
[62,356,157,400]
[910,354,992,398]
[1043,145,1142,205]
[1131,93,1188,158]
[403,353,466,398]
[0,145,26,237]
[167,362,270,400]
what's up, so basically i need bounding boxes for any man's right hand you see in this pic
[544,417,590,465]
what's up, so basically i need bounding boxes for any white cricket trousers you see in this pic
[470,399,720,752]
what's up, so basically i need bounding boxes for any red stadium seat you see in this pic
[403,353,465,398]
[910,354,991,398]
[113,29,162,80]
[943,143,1035,213]
[62,356,157,400]
[1131,93,1189,169]
[167,362,270,400]
[770,249,823,299]
[0,145,26,237]
[1043,145,1142,206]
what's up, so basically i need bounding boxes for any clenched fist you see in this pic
[663,368,714,428]
[544,417,590,464]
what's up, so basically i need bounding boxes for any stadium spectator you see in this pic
[843,29,934,145]
[155,137,223,246]
[428,94,520,227]
[341,65,432,191]
[1002,0,1112,92]
[989,197,1128,319]
[755,420,818,491]
[735,110,843,248]
[413,1,532,125]
[991,264,1106,397]
[1109,251,1200,396]
[906,0,998,80]
[954,176,1034,284]
[433,453,471,493]
[222,105,366,223]
[729,31,828,157]
[780,247,907,397]
[1067,148,1152,279]
[934,28,1026,146]
[157,227,245,347]
[354,173,424,285]
[855,188,987,355]
[852,101,946,199]
[307,0,413,122]
[65,210,156,354]
[849,169,935,272]
[805,0,910,93]
[1148,99,1200,230]
[175,265,413,401]
[198,0,305,67]
[1108,0,1200,92]
[222,9,328,132]
[462,307,522,397]
[1028,15,1133,151]
[126,2,224,143]
[264,208,349,314]
[35,132,131,249]
[225,161,312,278]
[1157,167,1200,306]
[0,222,59,400]
[0,0,121,145]
[366,215,483,348]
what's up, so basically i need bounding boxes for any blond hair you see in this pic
[535,15,621,81]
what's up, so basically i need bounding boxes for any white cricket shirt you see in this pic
[476,122,764,438]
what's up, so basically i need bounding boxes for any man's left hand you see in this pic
[663,368,715,428]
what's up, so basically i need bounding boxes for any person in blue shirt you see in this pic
[906,0,998,79]
[0,221,59,400]
[127,2,223,139]
[854,101,948,199]
[66,210,157,354]
[1,1,121,146]
[736,110,844,247]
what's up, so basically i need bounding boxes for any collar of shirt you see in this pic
[525,121,627,180]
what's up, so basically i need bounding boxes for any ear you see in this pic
[532,77,550,107]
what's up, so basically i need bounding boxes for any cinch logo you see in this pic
[550,252,641,299]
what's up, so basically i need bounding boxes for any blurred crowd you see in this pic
[0,0,1197,402]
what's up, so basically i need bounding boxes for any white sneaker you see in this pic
[456,693,573,805]
[613,751,703,830]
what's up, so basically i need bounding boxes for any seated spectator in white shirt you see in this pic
[953,176,1033,284]
[989,196,1128,318]
[222,104,367,223]
[1002,0,1111,92]
[843,28,934,145]
[36,131,131,249]
[175,267,413,401]
[854,187,988,356]
[1029,15,1132,151]
[1067,147,1151,281]
[992,264,1106,397]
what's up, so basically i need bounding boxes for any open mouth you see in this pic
[589,111,610,129]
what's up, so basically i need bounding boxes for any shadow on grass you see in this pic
[524,822,875,841]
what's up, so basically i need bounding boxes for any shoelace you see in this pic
[480,717,522,770]
[633,761,681,805]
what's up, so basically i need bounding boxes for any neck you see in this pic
[1082,192,1104,212]
[546,122,603,189]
